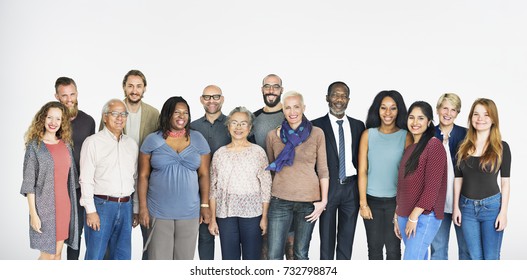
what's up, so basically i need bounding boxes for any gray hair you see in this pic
[101,98,127,115]
[225,106,255,134]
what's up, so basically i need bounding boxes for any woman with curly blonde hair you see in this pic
[21,101,79,260]
[453,98,511,260]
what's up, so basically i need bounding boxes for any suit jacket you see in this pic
[312,114,365,198]
[98,100,159,146]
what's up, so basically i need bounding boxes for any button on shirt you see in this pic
[190,113,231,155]
[328,114,356,176]
[79,127,139,214]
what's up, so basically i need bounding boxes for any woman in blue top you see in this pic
[358,90,412,260]
[137,96,211,260]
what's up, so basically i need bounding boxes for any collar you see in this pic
[328,112,347,124]
[102,126,124,141]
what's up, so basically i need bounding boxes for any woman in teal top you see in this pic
[358,90,412,260]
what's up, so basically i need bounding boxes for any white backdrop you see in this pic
[1,0,525,262]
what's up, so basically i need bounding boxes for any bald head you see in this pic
[203,84,222,96]
[200,84,224,116]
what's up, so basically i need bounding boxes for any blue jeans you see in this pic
[398,211,442,260]
[198,222,215,260]
[267,197,315,260]
[460,193,503,260]
[217,216,262,260]
[430,213,470,260]
[84,196,132,260]
[363,195,400,260]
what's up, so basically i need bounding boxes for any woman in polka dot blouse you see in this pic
[394,101,448,260]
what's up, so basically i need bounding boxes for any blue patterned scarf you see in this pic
[266,116,312,172]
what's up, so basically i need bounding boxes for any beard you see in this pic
[263,94,281,108]
[329,106,346,118]
[205,105,222,115]
[67,103,79,119]
[126,96,142,104]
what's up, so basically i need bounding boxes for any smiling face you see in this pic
[379,96,398,127]
[171,102,190,131]
[261,75,283,108]
[228,112,251,141]
[123,75,146,104]
[327,84,349,118]
[45,107,63,136]
[407,106,430,142]
[471,104,492,133]
[437,99,459,128]
[200,85,224,115]
[103,101,128,137]
[283,94,305,128]
[55,84,78,118]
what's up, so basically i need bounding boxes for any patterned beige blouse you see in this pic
[210,143,272,218]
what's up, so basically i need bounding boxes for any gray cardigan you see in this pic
[20,140,79,254]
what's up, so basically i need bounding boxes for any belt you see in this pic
[94,194,131,203]
[338,176,354,185]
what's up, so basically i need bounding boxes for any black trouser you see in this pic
[363,195,401,260]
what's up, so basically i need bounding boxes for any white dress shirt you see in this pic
[328,113,356,176]
[79,127,139,214]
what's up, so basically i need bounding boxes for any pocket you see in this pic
[483,199,501,211]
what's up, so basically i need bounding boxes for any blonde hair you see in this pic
[282,91,304,107]
[456,98,502,173]
[436,93,462,112]
[25,101,73,148]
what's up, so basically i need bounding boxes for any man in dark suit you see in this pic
[311,81,365,260]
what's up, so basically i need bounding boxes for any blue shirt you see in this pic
[140,130,210,220]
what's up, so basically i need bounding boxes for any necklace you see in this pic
[167,129,186,138]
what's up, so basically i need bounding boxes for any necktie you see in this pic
[337,120,346,181]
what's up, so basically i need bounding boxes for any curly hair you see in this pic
[158,96,191,139]
[24,101,72,148]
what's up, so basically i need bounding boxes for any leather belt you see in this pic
[338,176,354,185]
[94,194,131,203]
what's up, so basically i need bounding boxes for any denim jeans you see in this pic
[217,216,262,260]
[430,213,470,260]
[398,211,442,260]
[363,195,400,260]
[267,197,315,260]
[84,196,132,260]
[460,193,503,260]
[198,222,215,260]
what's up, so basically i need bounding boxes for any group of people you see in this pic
[21,71,511,260]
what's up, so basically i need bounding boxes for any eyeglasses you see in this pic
[262,84,282,90]
[229,121,249,128]
[173,110,189,116]
[202,94,222,101]
[106,111,129,118]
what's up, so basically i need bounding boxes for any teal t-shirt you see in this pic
[366,128,407,198]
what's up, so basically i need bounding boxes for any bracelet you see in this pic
[408,217,418,223]
[200,204,209,208]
